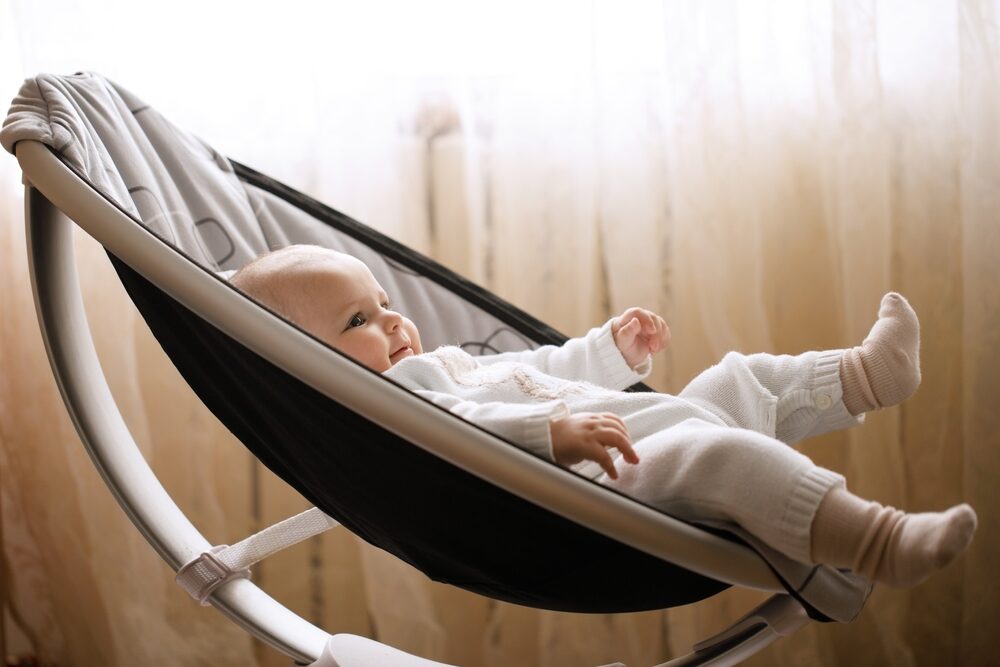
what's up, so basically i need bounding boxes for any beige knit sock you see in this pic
[810,487,978,588]
[839,292,921,416]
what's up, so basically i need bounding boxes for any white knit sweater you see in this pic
[384,319,724,478]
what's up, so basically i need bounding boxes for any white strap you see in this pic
[176,507,339,604]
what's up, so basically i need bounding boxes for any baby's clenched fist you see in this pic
[611,307,670,369]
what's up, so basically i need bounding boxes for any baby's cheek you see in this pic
[405,320,423,354]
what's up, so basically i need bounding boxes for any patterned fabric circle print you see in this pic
[194,218,236,269]
[127,186,177,246]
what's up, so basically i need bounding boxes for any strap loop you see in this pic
[175,545,251,605]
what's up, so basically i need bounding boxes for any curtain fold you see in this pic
[1,1,997,665]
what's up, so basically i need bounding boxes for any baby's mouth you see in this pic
[390,343,413,363]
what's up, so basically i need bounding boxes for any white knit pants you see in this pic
[601,348,863,563]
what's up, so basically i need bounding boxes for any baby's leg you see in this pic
[678,347,859,446]
[811,487,977,588]
[678,292,922,446]
[603,419,977,586]
[603,419,845,563]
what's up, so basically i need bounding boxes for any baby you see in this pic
[231,244,978,589]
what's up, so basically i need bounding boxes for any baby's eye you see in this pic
[348,313,366,328]
[381,301,390,310]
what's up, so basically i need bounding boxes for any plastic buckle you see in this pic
[175,545,251,606]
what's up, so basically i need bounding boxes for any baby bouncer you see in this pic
[2,73,870,666]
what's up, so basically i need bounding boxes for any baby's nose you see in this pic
[384,310,403,331]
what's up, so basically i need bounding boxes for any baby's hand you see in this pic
[549,412,639,480]
[611,307,670,369]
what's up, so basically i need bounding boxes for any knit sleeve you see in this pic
[478,319,651,390]
[410,389,569,461]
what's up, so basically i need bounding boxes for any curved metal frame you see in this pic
[24,182,331,664]
[17,139,808,666]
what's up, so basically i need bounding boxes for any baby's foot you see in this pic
[870,504,978,588]
[840,293,921,415]
[811,489,978,588]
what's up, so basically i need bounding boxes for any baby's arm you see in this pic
[478,309,668,389]
[415,389,639,478]
[477,317,658,390]
[411,389,570,461]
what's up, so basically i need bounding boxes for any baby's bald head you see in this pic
[230,244,344,325]
[230,244,422,371]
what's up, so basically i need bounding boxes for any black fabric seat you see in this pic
[104,158,741,613]
[110,258,732,613]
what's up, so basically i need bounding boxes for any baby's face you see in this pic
[289,252,423,372]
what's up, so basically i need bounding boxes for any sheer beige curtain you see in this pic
[1,1,998,665]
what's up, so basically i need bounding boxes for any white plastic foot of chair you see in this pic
[303,634,457,667]
[652,594,809,667]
